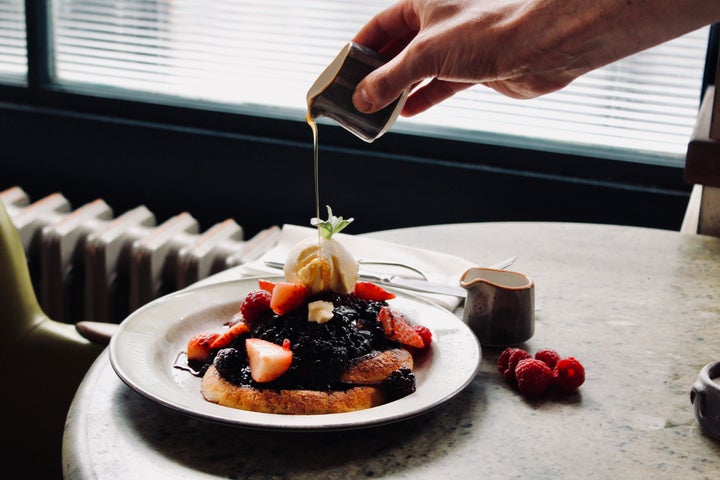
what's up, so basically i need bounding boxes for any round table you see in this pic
[63,222,720,479]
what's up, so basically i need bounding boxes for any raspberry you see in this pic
[535,348,561,370]
[553,357,585,393]
[413,325,433,348]
[497,348,514,374]
[515,358,554,397]
[498,347,524,373]
[240,289,272,322]
[498,348,531,381]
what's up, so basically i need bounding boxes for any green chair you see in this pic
[0,198,105,480]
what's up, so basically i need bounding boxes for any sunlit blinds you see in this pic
[51,0,710,166]
[0,0,27,85]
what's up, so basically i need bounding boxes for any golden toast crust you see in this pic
[201,365,387,415]
[340,348,413,384]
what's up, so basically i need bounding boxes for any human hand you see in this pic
[351,0,577,116]
[351,0,720,117]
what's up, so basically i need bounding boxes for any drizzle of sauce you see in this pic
[306,110,323,256]
[173,351,203,377]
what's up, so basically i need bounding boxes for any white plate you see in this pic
[109,277,481,431]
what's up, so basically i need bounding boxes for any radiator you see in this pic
[1,186,280,325]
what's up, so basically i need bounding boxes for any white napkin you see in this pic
[199,224,474,311]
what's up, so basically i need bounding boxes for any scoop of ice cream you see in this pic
[284,236,359,294]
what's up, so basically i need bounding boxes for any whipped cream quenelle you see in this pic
[283,207,359,295]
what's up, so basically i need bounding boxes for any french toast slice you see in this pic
[201,365,386,414]
[340,348,413,385]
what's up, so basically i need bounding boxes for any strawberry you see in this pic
[240,289,272,322]
[245,338,293,382]
[186,332,220,362]
[209,320,250,349]
[353,281,396,301]
[270,282,307,315]
[414,325,433,348]
[377,306,425,349]
[258,279,276,293]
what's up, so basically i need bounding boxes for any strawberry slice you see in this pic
[414,325,433,349]
[186,332,221,362]
[209,320,250,349]
[245,338,293,382]
[258,279,276,293]
[378,306,425,349]
[270,282,307,315]
[353,281,396,301]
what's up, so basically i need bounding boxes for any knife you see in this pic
[358,256,517,298]
[264,256,516,298]
[361,273,467,297]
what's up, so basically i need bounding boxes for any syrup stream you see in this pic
[306,111,322,244]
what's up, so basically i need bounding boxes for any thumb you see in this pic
[352,57,417,114]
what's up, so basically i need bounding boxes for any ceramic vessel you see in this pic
[691,361,720,440]
[460,268,534,347]
[307,42,408,142]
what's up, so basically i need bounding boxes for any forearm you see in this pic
[509,0,720,81]
[352,0,720,112]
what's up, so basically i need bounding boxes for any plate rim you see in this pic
[109,276,481,431]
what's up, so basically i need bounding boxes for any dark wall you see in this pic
[1,101,691,237]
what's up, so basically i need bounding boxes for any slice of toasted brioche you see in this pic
[339,348,413,385]
[201,365,386,415]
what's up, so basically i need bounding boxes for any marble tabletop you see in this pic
[63,222,720,479]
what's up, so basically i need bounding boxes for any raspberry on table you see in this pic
[497,348,514,374]
[498,347,524,374]
[240,289,272,322]
[535,348,561,370]
[515,358,554,397]
[553,357,585,393]
[499,348,531,381]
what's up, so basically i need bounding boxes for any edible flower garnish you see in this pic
[311,206,353,239]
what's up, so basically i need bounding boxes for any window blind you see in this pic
[0,0,27,85]
[48,0,710,166]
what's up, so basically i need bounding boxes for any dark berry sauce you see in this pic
[187,292,415,395]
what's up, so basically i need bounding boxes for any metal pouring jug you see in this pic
[307,42,408,143]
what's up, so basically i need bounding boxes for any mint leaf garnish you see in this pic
[311,206,354,239]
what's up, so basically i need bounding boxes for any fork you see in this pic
[265,256,517,298]
[264,259,430,279]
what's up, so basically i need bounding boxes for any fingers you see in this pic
[353,51,422,114]
[401,79,475,117]
[352,0,417,52]
[351,1,422,113]
[377,31,416,59]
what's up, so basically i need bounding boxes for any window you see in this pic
[0,0,27,85]
[44,0,710,167]
[1,1,716,235]
[404,31,709,167]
